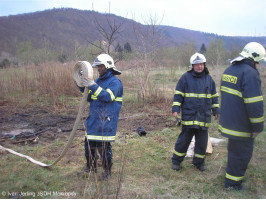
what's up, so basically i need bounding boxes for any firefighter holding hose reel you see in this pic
[74,54,123,180]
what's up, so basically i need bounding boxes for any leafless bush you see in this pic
[0,62,79,108]
[131,13,163,102]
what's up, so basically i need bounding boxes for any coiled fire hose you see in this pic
[0,61,93,168]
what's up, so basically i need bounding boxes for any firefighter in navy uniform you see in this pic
[171,53,220,172]
[77,54,123,180]
[219,42,265,190]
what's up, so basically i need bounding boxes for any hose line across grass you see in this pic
[0,61,93,168]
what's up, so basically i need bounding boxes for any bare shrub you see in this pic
[0,62,79,108]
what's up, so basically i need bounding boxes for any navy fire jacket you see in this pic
[79,70,123,142]
[172,68,220,130]
[219,59,264,140]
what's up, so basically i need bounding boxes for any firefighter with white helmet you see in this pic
[92,54,121,75]
[171,52,220,172]
[219,42,265,190]
[190,52,206,65]
[77,53,123,180]
[240,42,265,62]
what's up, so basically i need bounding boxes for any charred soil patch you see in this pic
[0,102,174,147]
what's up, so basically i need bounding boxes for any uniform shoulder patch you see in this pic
[222,74,237,84]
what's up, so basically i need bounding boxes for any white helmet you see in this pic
[190,53,206,65]
[92,53,121,75]
[240,42,265,63]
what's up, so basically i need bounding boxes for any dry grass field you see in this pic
[0,62,265,198]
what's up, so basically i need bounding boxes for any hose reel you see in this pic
[73,61,94,87]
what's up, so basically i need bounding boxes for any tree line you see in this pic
[0,38,241,68]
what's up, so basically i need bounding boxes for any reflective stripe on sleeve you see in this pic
[212,104,220,108]
[172,102,182,106]
[94,87,103,97]
[249,116,264,123]
[106,88,115,101]
[115,97,123,102]
[175,90,184,96]
[91,95,97,100]
[211,93,219,98]
[243,96,263,103]
[81,90,91,96]
[218,125,251,137]
[91,96,122,101]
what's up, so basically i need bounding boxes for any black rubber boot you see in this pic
[225,184,243,191]
[77,167,89,176]
[100,162,112,181]
[77,165,97,176]
[196,164,206,172]
[224,179,243,191]
[172,163,180,171]
[77,157,97,176]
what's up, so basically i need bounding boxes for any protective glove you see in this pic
[82,77,96,87]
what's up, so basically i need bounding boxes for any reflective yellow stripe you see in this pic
[175,91,218,99]
[218,125,251,137]
[195,153,205,158]
[250,116,264,123]
[172,102,182,106]
[91,95,97,100]
[85,134,116,141]
[173,150,186,157]
[212,104,220,108]
[211,93,219,98]
[184,93,212,98]
[80,90,91,96]
[176,92,218,98]
[221,86,263,103]
[225,173,244,182]
[115,97,123,102]
[106,88,115,101]
[243,96,263,103]
[175,90,184,96]
[220,86,242,98]
[91,96,122,101]
[182,120,210,127]
[94,87,103,97]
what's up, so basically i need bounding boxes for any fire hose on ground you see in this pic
[0,61,93,168]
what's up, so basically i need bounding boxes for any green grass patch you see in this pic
[1,117,265,198]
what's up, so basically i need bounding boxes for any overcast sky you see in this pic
[0,0,265,36]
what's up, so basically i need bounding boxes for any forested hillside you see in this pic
[1,8,265,54]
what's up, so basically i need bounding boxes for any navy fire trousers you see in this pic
[225,138,254,188]
[84,138,113,169]
[172,127,208,167]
